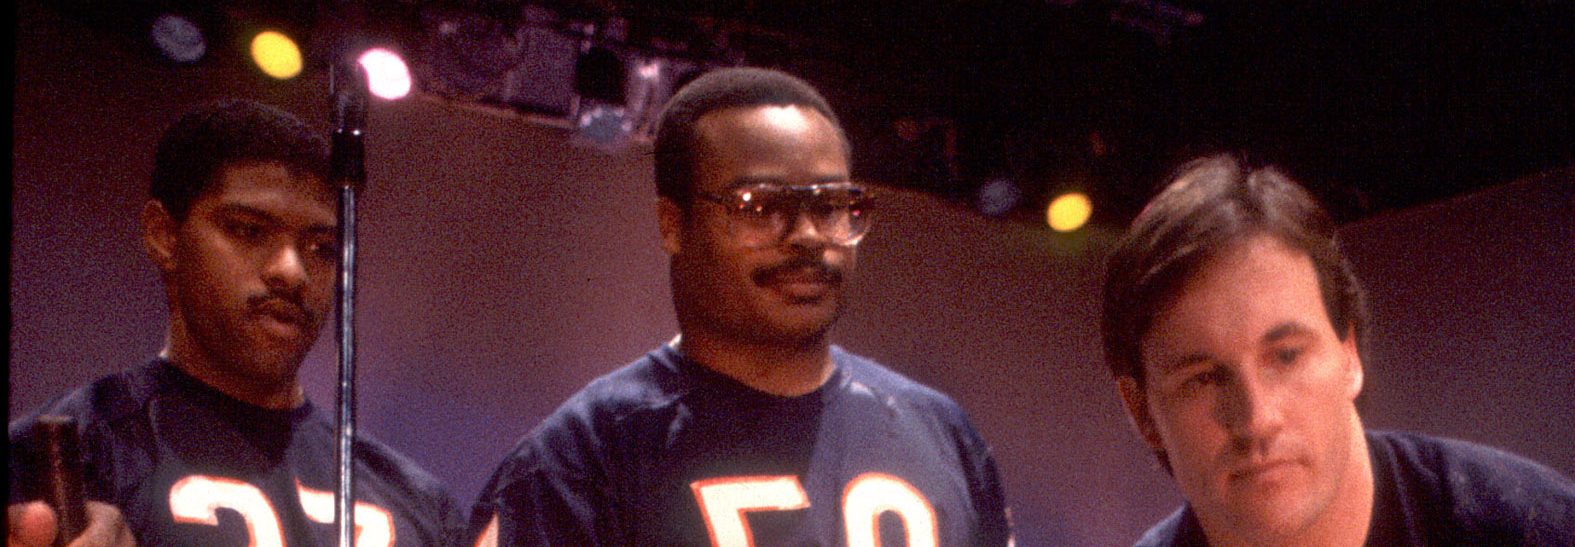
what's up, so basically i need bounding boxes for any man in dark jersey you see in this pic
[8,100,466,546]
[469,68,1011,546]
[1102,153,1575,546]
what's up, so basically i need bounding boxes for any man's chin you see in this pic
[235,346,309,383]
[739,315,834,347]
[767,301,841,334]
[1214,491,1321,541]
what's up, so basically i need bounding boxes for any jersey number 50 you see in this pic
[691,473,938,547]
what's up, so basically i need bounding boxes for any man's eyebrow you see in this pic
[1262,322,1317,344]
[214,203,335,234]
[212,203,275,222]
[1155,352,1213,376]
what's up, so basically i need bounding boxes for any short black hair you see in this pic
[1101,153,1369,385]
[652,67,848,201]
[151,99,330,221]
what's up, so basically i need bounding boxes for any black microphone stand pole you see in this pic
[330,49,368,547]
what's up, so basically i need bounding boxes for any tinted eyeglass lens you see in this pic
[723,184,871,247]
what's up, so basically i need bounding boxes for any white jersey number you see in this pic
[691,473,937,547]
[167,474,395,547]
[297,481,396,546]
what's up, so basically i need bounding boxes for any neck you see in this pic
[164,319,305,410]
[675,330,835,397]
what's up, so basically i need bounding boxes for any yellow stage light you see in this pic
[251,30,302,79]
[1047,192,1092,232]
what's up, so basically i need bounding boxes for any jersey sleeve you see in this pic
[968,437,1012,545]
[433,484,472,547]
[468,411,628,547]
[953,407,1014,545]
[1430,436,1575,544]
[469,459,624,546]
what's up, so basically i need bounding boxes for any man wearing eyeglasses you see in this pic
[468,67,1012,546]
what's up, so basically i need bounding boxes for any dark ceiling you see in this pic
[606,1,1575,225]
[43,0,1575,225]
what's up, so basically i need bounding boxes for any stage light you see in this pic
[624,57,675,139]
[358,48,412,100]
[150,13,207,64]
[1047,192,1093,232]
[251,30,303,79]
[574,104,634,152]
[636,58,661,82]
[976,178,1023,217]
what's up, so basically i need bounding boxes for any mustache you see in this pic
[752,256,843,285]
[247,294,314,326]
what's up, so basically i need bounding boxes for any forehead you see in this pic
[1142,236,1332,356]
[690,105,848,190]
[195,162,335,223]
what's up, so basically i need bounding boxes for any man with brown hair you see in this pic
[1102,153,1575,546]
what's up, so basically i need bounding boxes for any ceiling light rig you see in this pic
[411,2,731,148]
[416,6,521,100]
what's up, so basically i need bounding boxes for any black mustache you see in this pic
[752,257,843,285]
[248,294,311,325]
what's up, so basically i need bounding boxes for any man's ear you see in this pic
[141,200,179,274]
[657,197,684,256]
[1117,376,1165,453]
[1341,327,1365,401]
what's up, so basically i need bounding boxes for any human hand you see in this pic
[8,501,134,547]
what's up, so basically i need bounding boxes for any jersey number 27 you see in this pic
[168,475,395,546]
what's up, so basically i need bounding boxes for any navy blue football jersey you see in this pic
[8,359,466,546]
[1134,430,1575,546]
[469,344,1011,546]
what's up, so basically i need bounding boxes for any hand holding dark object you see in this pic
[33,416,86,545]
[9,417,134,546]
[7,501,134,547]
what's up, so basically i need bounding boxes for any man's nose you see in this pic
[1219,367,1286,441]
[262,243,308,293]
[781,209,830,248]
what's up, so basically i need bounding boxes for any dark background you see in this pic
[594,1,1575,225]
[11,1,1574,544]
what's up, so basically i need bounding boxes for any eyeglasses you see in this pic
[692,182,874,248]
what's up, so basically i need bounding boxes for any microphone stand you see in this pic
[330,52,368,547]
